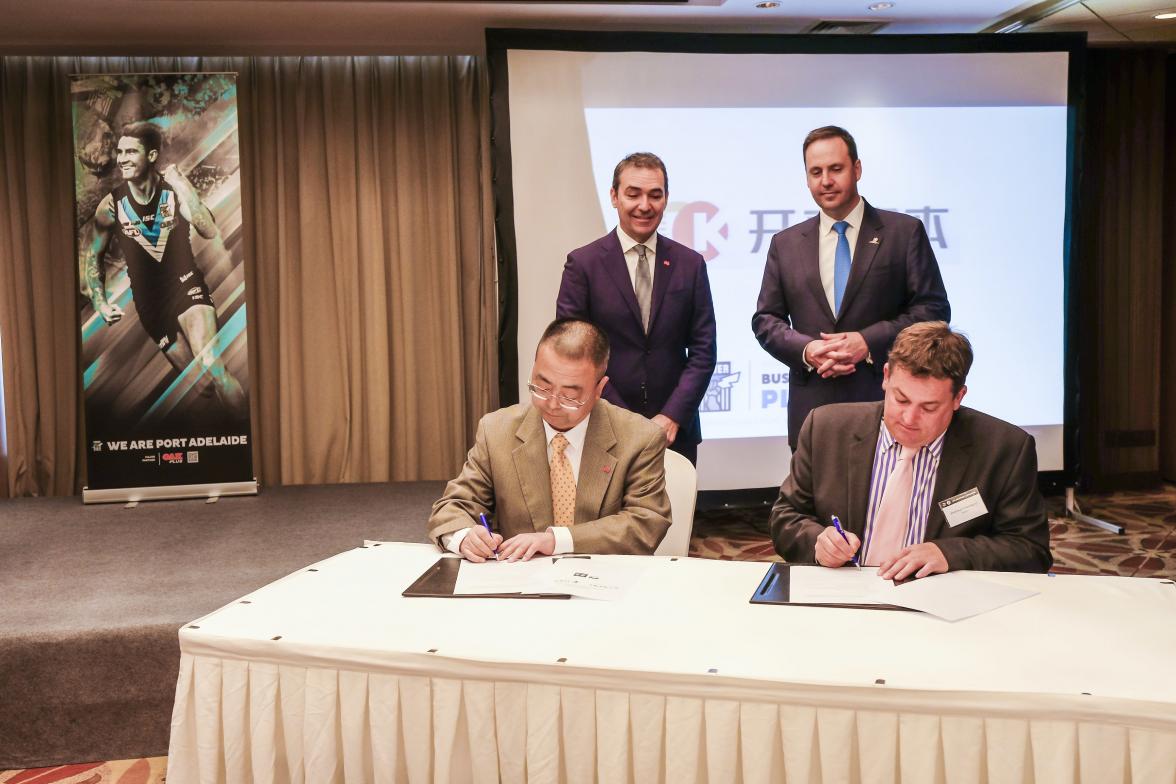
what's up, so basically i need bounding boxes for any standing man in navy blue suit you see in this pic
[753,126,950,450]
[558,152,717,465]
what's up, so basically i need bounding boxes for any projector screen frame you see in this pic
[486,28,1087,490]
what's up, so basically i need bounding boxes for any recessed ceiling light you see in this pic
[756,1,780,8]
[1155,12,1176,19]
[868,2,896,10]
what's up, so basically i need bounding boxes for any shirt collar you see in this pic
[616,226,657,257]
[878,416,948,459]
[819,196,866,236]
[543,412,591,453]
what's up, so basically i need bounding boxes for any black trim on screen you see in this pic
[487,40,519,406]
[1062,42,1086,490]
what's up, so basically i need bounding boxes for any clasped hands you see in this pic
[804,331,869,379]
[814,526,948,580]
[458,524,555,563]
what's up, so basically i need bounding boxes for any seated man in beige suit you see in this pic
[428,318,671,562]
[770,321,1052,579]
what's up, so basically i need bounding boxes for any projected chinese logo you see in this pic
[671,201,728,262]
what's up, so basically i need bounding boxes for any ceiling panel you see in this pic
[1024,0,1176,41]
[0,0,1170,53]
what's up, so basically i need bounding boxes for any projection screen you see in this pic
[490,32,1081,490]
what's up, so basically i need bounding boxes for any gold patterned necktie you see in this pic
[550,432,576,526]
[635,244,652,333]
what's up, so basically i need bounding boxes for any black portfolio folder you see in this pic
[402,556,571,599]
[749,563,913,611]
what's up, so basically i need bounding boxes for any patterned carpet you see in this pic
[4,485,1173,781]
[0,759,167,784]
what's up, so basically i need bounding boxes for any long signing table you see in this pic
[167,542,1176,784]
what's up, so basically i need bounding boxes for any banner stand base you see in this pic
[83,480,258,505]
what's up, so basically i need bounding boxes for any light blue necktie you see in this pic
[832,220,851,316]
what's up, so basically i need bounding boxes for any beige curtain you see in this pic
[0,58,81,497]
[241,57,496,485]
[0,332,6,483]
[0,56,496,496]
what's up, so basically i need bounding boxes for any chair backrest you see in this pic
[656,449,698,556]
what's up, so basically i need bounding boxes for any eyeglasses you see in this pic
[528,383,588,410]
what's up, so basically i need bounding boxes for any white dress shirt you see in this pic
[616,227,657,290]
[817,196,866,315]
[445,412,592,556]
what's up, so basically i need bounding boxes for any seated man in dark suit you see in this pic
[769,321,1052,578]
[428,318,671,562]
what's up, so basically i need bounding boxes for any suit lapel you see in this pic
[926,415,972,540]
[800,219,836,324]
[647,234,673,331]
[846,402,883,536]
[601,230,644,328]
[512,407,554,532]
[837,201,884,321]
[575,405,619,523]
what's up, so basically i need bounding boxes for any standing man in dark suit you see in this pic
[752,126,950,449]
[770,322,1052,577]
[558,152,717,465]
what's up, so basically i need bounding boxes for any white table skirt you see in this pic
[167,543,1176,784]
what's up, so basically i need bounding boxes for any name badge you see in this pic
[939,488,988,527]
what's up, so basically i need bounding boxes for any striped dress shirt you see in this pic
[861,421,947,561]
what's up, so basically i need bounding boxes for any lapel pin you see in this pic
[662,260,670,266]
[602,465,612,473]
[869,237,880,245]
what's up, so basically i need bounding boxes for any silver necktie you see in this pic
[635,244,652,333]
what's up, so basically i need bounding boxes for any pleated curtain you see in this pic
[0,55,496,496]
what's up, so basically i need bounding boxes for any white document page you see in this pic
[887,572,1039,621]
[788,566,897,605]
[534,557,650,601]
[452,559,557,595]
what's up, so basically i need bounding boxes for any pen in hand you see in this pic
[479,513,499,558]
[830,515,860,569]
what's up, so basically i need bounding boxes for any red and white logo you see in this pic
[671,201,727,262]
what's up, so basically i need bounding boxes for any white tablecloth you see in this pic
[167,542,1176,784]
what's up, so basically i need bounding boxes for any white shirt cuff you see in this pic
[550,526,573,554]
[443,528,469,554]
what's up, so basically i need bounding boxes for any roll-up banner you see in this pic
[71,73,256,503]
